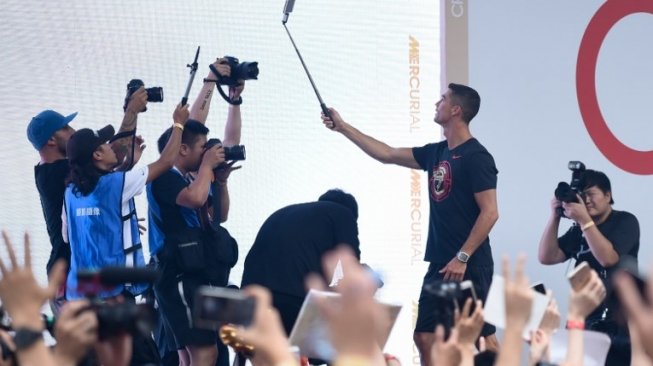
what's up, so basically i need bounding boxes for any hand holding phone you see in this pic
[567,262,591,291]
[194,286,256,329]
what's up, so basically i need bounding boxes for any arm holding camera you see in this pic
[213,161,241,222]
[538,198,568,265]
[113,87,148,171]
[176,145,225,209]
[145,103,189,183]
[562,195,619,267]
[190,58,230,124]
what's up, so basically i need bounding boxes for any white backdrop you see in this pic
[466,0,653,358]
[0,0,439,362]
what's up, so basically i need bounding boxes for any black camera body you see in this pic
[92,301,155,340]
[554,161,586,218]
[423,281,462,338]
[218,56,259,87]
[123,79,164,111]
[205,138,246,162]
[77,267,159,340]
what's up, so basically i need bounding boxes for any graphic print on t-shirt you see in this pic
[430,161,452,202]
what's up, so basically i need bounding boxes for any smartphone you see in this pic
[531,282,546,295]
[194,286,256,329]
[457,280,478,313]
[567,261,592,291]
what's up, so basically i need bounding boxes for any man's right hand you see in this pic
[321,107,347,132]
[173,103,190,126]
[125,87,148,114]
[550,197,562,217]
[210,58,231,79]
[201,144,226,171]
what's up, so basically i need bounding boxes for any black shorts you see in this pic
[415,262,495,336]
[153,253,217,349]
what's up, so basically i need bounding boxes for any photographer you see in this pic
[27,88,148,313]
[62,103,188,300]
[538,169,640,364]
[147,58,242,366]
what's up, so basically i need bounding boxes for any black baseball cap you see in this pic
[66,125,115,165]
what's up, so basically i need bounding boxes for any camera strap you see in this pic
[109,129,136,143]
[109,129,137,171]
[208,64,243,106]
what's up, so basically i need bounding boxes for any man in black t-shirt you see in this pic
[28,109,76,276]
[538,169,639,365]
[321,83,499,363]
[241,189,360,335]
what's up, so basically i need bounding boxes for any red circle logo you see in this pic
[577,0,653,175]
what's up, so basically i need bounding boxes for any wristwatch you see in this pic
[13,327,43,351]
[456,251,470,263]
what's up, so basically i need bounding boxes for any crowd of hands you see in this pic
[1,230,653,366]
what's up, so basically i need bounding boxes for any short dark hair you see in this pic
[157,120,209,153]
[448,83,481,123]
[318,189,358,219]
[580,169,614,204]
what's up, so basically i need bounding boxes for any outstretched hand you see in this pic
[321,107,346,131]
[0,231,66,329]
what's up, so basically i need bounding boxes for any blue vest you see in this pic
[64,172,147,299]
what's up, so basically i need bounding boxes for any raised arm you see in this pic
[146,104,189,183]
[112,87,148,171]
[222,82,244,147]
[321,107,420,169]
[189,58,231,124]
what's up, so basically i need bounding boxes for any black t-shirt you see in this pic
[559,210,640,320]
[34,159,71,273]
[241,201,360,298]
[149,169,201,237]
[412,138,498,266]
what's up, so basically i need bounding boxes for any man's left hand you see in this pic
[439,257,467,282]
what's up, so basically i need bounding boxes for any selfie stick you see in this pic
[181,46,201,106]
[282,0,334,125]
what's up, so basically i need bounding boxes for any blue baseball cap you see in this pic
[26,110,78,151]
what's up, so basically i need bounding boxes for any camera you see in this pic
[205,138,246,162]
[554,160,586,217]
[218,56,259,87]
[123,79,164,111]
[423,280,463,338]
[77,267,159,339]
